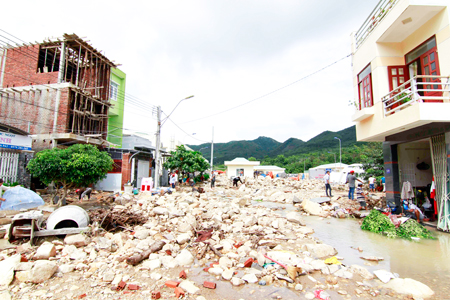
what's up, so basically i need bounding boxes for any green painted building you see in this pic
[107,68,126,147]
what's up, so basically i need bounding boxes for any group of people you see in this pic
[323,170,384,211]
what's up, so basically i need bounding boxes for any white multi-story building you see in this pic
[350,0,450,231]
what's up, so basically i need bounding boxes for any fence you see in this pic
[0,149,19,183]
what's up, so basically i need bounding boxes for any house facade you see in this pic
[351,0,450,230]
[95,134,154,192]
[0,33,116,150]
[0,124,33,187]
[107,68,126,148]
[225,158,260,179]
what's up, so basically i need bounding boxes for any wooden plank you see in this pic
[34,227,90,237]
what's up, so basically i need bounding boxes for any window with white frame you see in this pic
[110,81,119,101]
[358,64,372,109]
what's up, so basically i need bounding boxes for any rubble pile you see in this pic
[89,207,148,231]
[0,175,434,299]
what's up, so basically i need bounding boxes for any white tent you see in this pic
[309,163,365,184]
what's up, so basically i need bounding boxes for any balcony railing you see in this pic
[382,75,450,117]
[355,0,399,49]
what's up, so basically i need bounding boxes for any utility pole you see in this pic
[154,106,161,188]
[334,137,342,171]
[210,127,214,173]
[153,95,193,189]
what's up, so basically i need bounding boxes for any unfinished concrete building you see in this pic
[0,33,117,150]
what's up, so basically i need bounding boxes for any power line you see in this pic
[161,111,209,144]
[182,53,352,124]
[0,29,157,113]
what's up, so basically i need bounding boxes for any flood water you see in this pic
[253,201,450,298]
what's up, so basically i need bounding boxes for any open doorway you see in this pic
[398,139,435,221]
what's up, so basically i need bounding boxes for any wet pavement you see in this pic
[254,200,450,299]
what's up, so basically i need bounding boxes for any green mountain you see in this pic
[189,125,361,164]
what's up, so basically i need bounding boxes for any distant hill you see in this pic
[189,125,361,164]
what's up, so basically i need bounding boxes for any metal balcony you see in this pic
[355,0,399,49]
[382,75,450,117]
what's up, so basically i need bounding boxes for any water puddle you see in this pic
[253,200,450,297]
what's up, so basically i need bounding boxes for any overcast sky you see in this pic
[1,0,379,145]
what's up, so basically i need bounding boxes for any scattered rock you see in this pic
[34,242,57,260]
[384,278,435,299]
[64,234,90,248]
[29,261,58,283]
[304,244,337,259]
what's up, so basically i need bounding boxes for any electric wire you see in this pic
[161,111,209,144]
[0,30,157,112]
[182,53,352,124]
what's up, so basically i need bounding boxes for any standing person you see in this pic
[347,171,362,200]
[380,176,385,192]
[173,171,178,187]
[211,172,216,188]
[323,171,332,197]
[169,173,176,188]
[356,183,368,210]
[368,175,376,192]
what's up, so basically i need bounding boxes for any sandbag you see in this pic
[1,187,45,210]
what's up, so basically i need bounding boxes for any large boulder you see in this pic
[350,265,373,280]
[64,234,90,248]
[384,278,434,299]
[304,244,337,259]
[34,242,57,260]
[175,249,194,266]
[0,255,21,289]
[301,199,323,215]
[286,212,305,225]
[29,261,58,283]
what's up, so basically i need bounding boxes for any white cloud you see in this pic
[1,0,380,145]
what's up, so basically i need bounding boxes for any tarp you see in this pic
[1,187,44,211]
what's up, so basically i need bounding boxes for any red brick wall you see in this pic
[2,45,59,88]
[121,153,131,190]
[0,87,70,135]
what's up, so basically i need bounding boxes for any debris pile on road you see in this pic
[0,174,435,299]
[89,207,148,232]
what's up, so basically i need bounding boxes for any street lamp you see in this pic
[334,137,341,170]
[154,95,194,188]
[328,151,336,164]
[182,133,196,145]
[300,159,306,179]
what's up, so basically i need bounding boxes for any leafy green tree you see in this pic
[27,144,113,203]
[360,143,384,180]
[164,145,210,178]
[248,157,257,161]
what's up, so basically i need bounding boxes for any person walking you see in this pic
[347,170,362,200]
[211,172,216,188]
[324,170,332,197]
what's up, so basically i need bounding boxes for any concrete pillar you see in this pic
[121,153,131,190]
[383,142,401,209]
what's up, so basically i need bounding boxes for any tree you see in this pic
[27,144,113,204]
[248,157,257,161]
[360,143,384,180]
[164,145,210,178]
